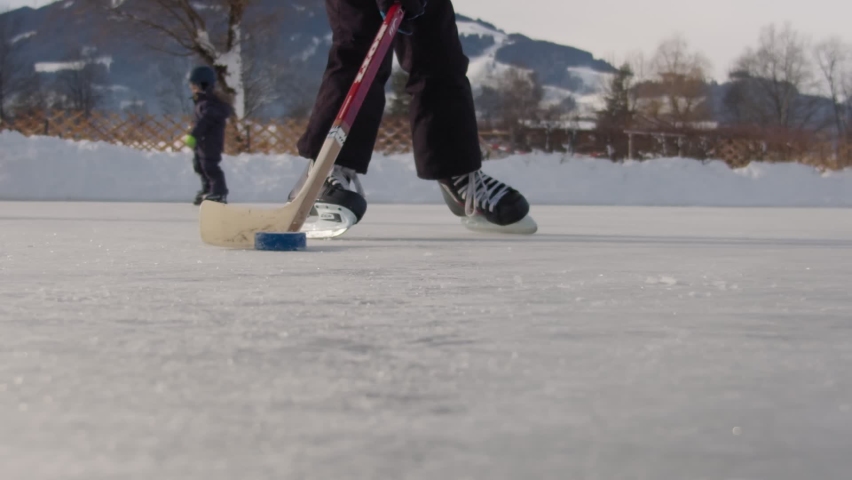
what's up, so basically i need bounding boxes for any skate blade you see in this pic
[461,214,538,235]
[300,203,358,239]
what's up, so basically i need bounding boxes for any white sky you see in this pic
[453,0,852,80]
[2,0,851,81]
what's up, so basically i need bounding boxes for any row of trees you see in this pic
[3,0,852,144]
[1,1,317,121]
[0,44,184,120]
[599,24,852,140]
[81,0,252,119]
[2,0,577,129]
[389,23,852,150]
[0,18,109,122]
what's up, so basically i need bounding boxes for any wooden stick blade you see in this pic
[198,5,403,248]
[199,201,297,248]
[199,135,344,248]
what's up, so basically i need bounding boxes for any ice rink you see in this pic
[2,202,852,479]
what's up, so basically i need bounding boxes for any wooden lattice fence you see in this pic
[0,111,416,156]
[595,129,852,170]
[4,111,192,152]
[2,111,851,170]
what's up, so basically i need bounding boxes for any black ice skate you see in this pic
[202,193,227,204]
[438,170,537,234]
[193,190,208,206]
[289,162,367,239]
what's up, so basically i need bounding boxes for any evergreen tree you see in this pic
[598,63,635,130]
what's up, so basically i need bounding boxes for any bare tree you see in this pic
[82,0,258,119]
[602,50,649,85]
[498,68,544,124]
[241,32,315,120]
[726,23,820,130]
[845,71,852,137]
[474,84,502,128]
[635,35,712,127]
[473,67,544,148]
[156,57,194,116]
[540,96,577,122]
[624,50,650,84]
[12,72,49,115]
[0,14,29,121]
[278,68,319,119]
[242,51,279,119]
[814,37,851,136]
[55,52,108,116]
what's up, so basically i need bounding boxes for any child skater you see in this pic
[183,66,233,205]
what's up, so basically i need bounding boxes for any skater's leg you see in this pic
[194,154,211,190]
[395,0,482,180]
[398,0,534,232]
[297,0,393,175]
[192,153,211,205]
[200,155,228,201]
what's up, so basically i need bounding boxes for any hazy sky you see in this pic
[3,0,850,80]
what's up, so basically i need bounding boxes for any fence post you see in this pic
[628,132,634,160]
[44,117,49,136]
[568,129,575,156]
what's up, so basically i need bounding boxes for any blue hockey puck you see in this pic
[255,232,307,251]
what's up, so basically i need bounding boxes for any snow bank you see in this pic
[1,131,851,207]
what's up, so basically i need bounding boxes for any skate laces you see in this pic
[454,170,510,216]
[290,162,365,201]
[328,165,365,196]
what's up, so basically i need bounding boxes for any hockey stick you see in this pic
[199,4,405,248]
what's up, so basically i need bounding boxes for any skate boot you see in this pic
[289,162,367,239]
[194,179,211,206]
[202,192,227,204]
[193,189,208,206]
[438,170,537,234]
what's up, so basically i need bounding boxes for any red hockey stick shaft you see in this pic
[286,4,404,232]
[331,4,404,142]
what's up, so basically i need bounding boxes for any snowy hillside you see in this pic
[456,18,515,88]
[2,132,851,207]
[455,18,612,116]
[0,3,614,117]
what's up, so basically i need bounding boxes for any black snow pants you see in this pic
[296,0,482,180]
[193,153,227,196]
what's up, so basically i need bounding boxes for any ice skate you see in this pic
[202,193,227,204]
[193,190,208,206]
[289,162,367,239]
[438,170,537,234]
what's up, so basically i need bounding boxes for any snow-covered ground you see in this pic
[3,131,852,207]
[1,202,851,479]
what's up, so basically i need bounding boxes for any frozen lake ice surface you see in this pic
[1,202,852,479]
